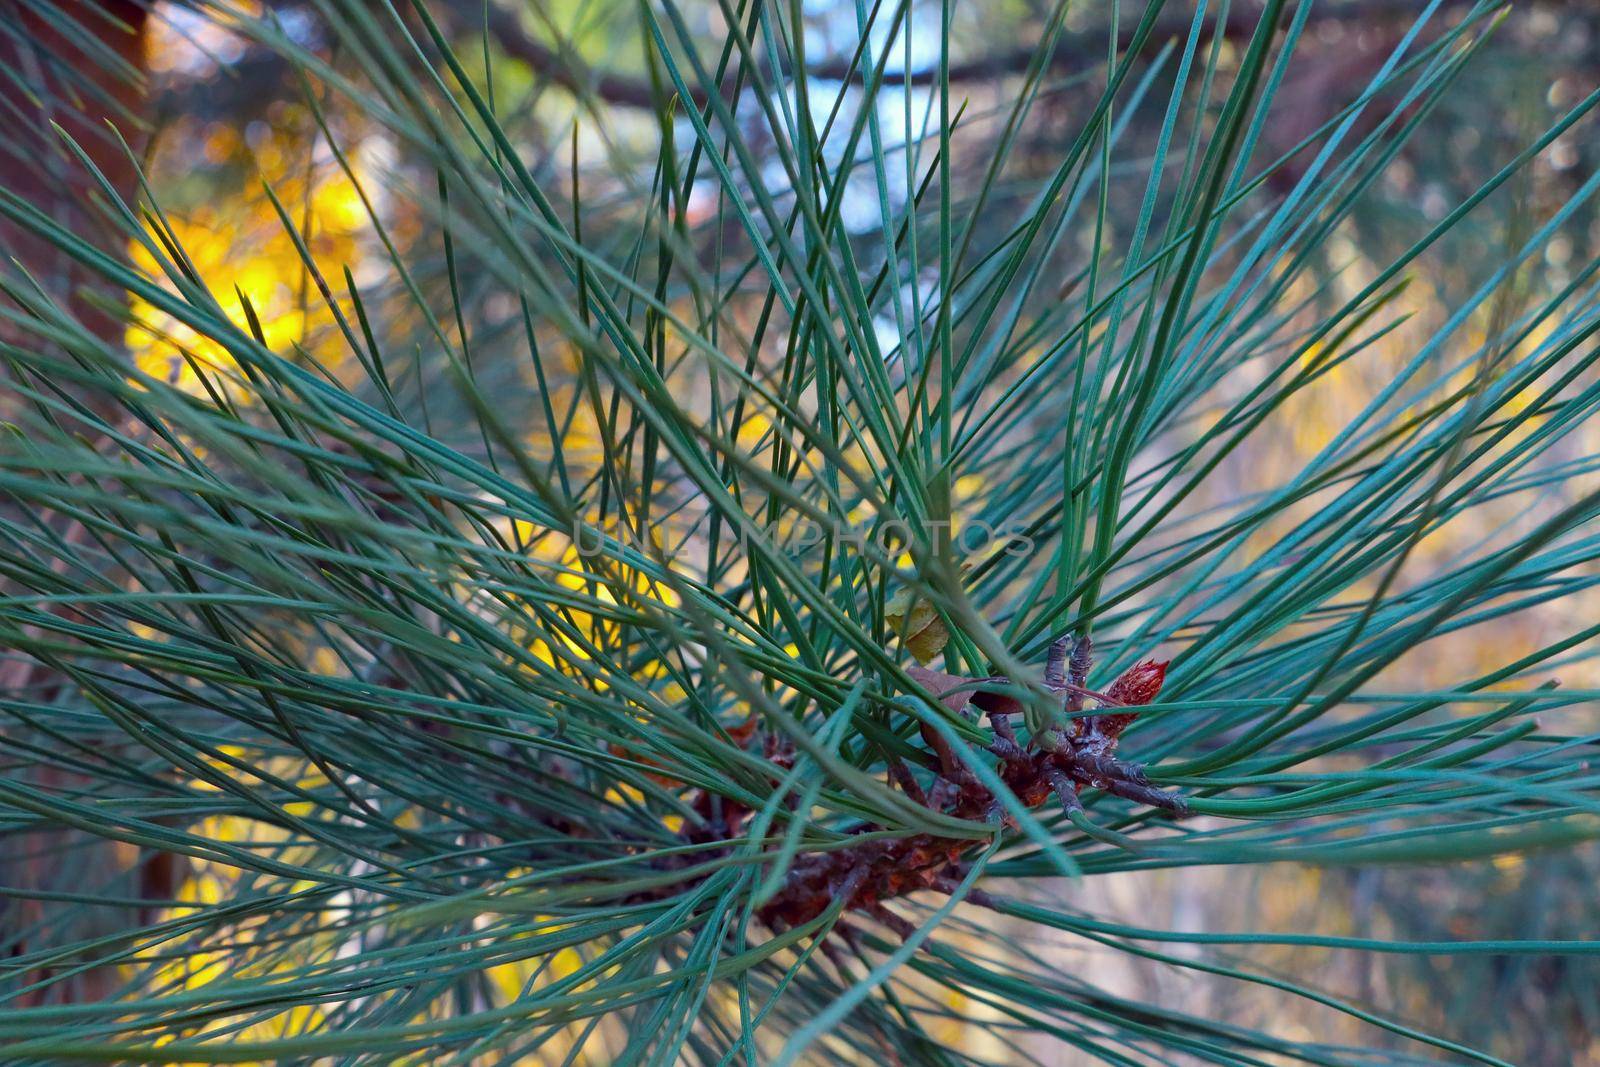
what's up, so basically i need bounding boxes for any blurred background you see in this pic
[6,0,1600,1061]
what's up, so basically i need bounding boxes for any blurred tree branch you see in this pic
[153,0,1549,118]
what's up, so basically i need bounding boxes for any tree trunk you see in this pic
[0,0,170,1006]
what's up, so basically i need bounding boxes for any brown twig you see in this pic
[632,642,1182,939]
[151,0,1503,119]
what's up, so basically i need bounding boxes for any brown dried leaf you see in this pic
[885,589,950,664]
[905,665,976,714]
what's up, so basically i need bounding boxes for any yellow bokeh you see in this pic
[124,113,370,396]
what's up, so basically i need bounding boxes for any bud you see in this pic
[1095,659,1168,740]
[1104,659,1167,706]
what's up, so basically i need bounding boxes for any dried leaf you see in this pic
[905,665,977,714]
[886,588,950,663]
[607,742,685,787]
[725,713,759,745]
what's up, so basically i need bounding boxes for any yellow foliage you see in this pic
[124,114,370,396]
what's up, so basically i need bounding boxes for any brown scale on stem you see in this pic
[646,637,1186,938]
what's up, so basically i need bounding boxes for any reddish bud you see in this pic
[1104,659,1168,707]
[1095,659,1168,741]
